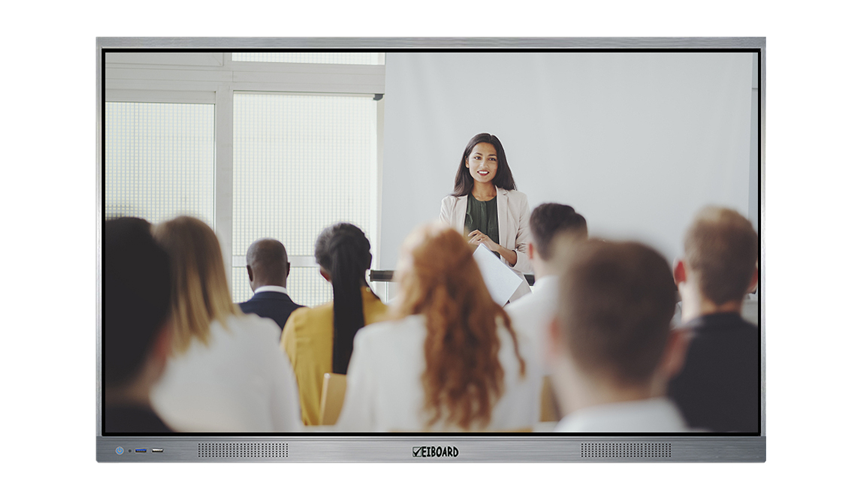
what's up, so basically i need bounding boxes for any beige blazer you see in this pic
[440,187,532,301]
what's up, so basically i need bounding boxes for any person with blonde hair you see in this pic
[336,222,541,432]
[149,216,303,432]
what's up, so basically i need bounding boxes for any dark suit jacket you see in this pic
[668,312,760,433]
[238,291,303,336]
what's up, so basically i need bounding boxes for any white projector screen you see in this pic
[379,52,757,269]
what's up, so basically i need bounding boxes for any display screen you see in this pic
[101,47,761,438]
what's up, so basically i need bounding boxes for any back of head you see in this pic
[314,223,372,374]
[683,206,758,305]
[105,217,172,389]
[556,240,677,388]
[246,238,289,287]
[529,203,588,260]
[152,216,237,354]
[393,222,525,430]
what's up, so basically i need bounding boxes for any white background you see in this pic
[381,52,755,267]
[2,1,858,498]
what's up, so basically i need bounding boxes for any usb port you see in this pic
[135,448,147,453]
[151,449,163,453]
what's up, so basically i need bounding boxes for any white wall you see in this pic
[380,52,756,268]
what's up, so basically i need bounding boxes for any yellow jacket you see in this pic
[280,287,388,426]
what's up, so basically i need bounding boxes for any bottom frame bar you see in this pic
[98,436,765,462]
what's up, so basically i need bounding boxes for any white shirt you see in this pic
[506,275,559,376]
[337,315,542,432]
[151,313,303,432]
[253,285,290,295]
[554,397,691,433]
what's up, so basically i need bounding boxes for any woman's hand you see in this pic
[468,230,499,252]
[467,230,518,266]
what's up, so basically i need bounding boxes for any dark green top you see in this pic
[465,193,500,257]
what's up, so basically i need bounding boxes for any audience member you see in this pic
[549,240,691,432]
[281,223,388,426]
[507,203,587,374]
[149,216,303,432]
[104,217,174,433]
[237,238,304,334]
[668,206,759,432]
[337,222,541,431]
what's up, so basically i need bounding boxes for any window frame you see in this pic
[104,51,386,301]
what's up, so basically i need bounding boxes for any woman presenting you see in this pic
[440,133,532,302]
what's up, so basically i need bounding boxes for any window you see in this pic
[105,102,215,226]
[104,53,384,308]
[231,93,378,306]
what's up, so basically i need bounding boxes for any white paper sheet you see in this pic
[473,243,524,305]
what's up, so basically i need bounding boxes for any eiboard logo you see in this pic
[412,446,459,458]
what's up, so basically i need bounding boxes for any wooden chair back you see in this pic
[319,373,347,426]
[540,375,560,422]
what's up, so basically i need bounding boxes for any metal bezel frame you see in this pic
[96,37,765,462]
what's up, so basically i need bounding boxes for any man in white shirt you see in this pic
[548,240,691,432]
[237,238,304,335]
[506,203,587,376]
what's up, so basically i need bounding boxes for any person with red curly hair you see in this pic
[336,222,541,432]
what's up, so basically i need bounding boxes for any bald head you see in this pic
[245,239,289,292]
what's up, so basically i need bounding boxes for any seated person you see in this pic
[336,222,541,432]
[237,238,304,334]
[281,223,388,426]
[150,216,303,432]
[104,217,174,433]
[548,239,691,432]
[668,206,759,432]
[507,203,588,375]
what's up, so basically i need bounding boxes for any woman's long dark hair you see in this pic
[451,133,517,196]
[315,223,373,374]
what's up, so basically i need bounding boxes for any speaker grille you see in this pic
[581,442,671,458]
[197,442,288,458]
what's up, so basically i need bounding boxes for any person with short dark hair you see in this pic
[237,238,304,334]
[668,206,759,432]
[104,217,174,433]
[507,203,587,375]
[548,240,691,432]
